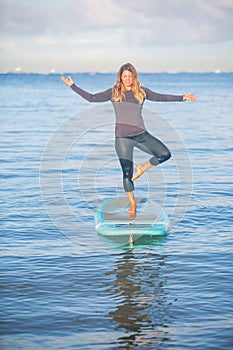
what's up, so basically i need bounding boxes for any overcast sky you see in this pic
[1,0,233,73]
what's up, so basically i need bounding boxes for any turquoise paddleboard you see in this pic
[95,197,169,237]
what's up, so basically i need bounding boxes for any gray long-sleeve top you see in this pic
[71,84,184,137]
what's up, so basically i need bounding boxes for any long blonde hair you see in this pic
[112,63,146,104]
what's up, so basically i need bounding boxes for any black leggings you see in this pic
[115,131,171,192]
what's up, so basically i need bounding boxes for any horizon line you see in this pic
[0,69,232,75]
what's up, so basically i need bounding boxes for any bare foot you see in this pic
[128,212,136,219]
[128,201,136,213]
[132,165,144,181]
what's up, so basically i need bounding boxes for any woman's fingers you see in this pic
[184,93,197,102]
[61,75,73,86]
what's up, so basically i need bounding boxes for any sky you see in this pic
[1,0,233,73]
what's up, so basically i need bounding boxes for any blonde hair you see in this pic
[112,63,146,104]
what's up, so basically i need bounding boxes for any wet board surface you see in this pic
[95,197,169,236]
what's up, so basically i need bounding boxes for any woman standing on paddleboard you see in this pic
[61,63,196,213]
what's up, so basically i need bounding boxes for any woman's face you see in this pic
[121,70,133,89]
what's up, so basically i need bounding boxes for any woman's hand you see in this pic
[61,75,74,87]
[183,93,197,102]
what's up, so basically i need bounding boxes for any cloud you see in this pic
[0,0,232,72]
[1,0,233,45]
[0,0,122,34]
[115,0,233,44]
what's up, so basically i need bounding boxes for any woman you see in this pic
[61,63,196,213]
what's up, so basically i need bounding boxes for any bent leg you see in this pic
[136,131,171,165]
[132,132,171,180]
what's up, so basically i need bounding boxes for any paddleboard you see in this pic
[95,197,169,237]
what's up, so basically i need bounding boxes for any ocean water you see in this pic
[1,72,233,349]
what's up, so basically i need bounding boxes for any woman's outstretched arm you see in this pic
[144,87,197,102]
[61,75,112,102]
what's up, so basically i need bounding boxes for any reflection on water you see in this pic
[106,250,170,348]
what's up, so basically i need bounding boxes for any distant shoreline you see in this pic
[0,71,232,75]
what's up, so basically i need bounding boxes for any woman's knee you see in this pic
[150,149,171,165]
[162,149,171,162]
[119,158,133,179]
[123,167,133,180]
[118,158,134,191]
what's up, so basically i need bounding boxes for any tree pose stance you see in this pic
[61,63,196,213]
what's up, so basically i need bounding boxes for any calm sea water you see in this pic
[1,72,233,349]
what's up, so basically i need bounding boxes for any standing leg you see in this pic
[126,190,136,214]
[115,137,137,212]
